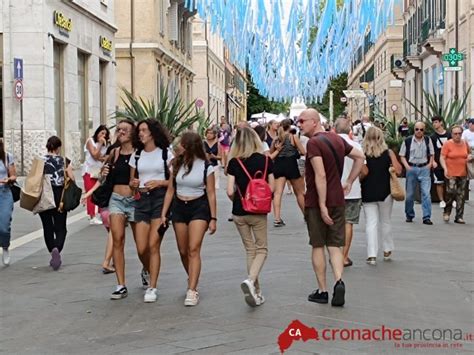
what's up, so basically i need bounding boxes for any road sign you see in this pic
[14,58,23,80]
[340,97,347,103]
[195,98,204,108]
[442,48,464,67]
[14,80,24,100]
[391,104,398,112]
[444,66,462,72]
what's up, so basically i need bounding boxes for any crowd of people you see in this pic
[0,111,472,310]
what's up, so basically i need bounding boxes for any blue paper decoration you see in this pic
[188,0,396,102]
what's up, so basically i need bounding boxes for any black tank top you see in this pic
[111,153,132,186]
[361,150,391,202]
[204,141,219,166]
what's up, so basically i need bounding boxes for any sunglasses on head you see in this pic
[415,128,424,132]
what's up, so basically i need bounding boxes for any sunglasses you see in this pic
[298,118,311,124]
[452,132,462,135]
[415,128,424,132]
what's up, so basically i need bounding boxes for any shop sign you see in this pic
[54,11,72,36]
[100,36,113,55]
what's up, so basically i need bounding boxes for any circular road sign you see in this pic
[391,104,398,112]
[195,98,204,108]
[14,80,24,101]
[340,97,347,103]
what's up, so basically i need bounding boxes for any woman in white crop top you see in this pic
[161,131,217,307]
[129,119,172,303]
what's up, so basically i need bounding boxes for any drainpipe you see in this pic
[454,0,459,100]
[205,20,210,121]
[130,0,135,96]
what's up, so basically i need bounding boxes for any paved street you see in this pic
[1,178,473,354]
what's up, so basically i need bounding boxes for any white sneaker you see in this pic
[2,248,10,266]
[439,201,446,208]
[184,289,199,306]
[144,288,158,303]
[241,278,258,307]
[256,293,265,306]
[89,216,103,225]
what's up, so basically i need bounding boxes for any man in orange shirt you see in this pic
[440,125,473,224]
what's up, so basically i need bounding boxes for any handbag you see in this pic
[32,175,56,214]
[9,181,21,203]
[59,176,82,212]
[20,157,45,211]
[389,166,405,201]
[58,156,82,212]
[91,148,120,208]
[4,154,21,202]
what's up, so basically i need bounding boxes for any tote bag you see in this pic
[389,167,405,201]
[20,157,45,211]
[32,175,56,214]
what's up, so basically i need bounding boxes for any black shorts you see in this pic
[134,188,166,223]
[273,156,301,180]
[433,167,445,184]
[171,195,211,224]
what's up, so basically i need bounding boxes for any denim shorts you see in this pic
[135,188,166,223]
[109,193,136,222]
[171,195,211,224]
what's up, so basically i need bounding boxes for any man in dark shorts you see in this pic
[298,109,364,307]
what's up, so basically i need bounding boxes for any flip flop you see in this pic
[102,267,115,274]
[343,259,353,267]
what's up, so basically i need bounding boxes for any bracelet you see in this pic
[210,217,217,221]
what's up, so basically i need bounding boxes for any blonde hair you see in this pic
[228,127,263,159]
[277,119,292,143]
[362,127,388,158]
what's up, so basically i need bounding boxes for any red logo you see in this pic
[278,320,319,353]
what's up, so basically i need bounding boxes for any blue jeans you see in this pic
[405,166,432,220]
[0,185,14,249]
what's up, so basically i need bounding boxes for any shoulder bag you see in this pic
[389,166,405,201]
[58,157,82,213]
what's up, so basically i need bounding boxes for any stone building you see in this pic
[0,0,117,172]
[347,3,404,122]
[115,0,194,110]
[224,48,247,126]
[392,0,473,120]
[191,16,225,126]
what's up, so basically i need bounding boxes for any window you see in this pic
[78,52,88,161]
[156,64,163,103]
[160,0,168,35]
[53,42,64,139]
[384,51,386,71]
[99,61,107,125]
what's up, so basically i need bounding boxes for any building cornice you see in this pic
[65,1,118,32]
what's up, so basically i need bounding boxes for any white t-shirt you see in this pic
[353,122,372,143]
[462,129,474,149]
[298,134,309,160]
[82,138,107,176]
[339,134,362,199]
[175,159,214,198]
[129,147,173,188]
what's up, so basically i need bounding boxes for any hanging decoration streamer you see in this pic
[185,0,396,102]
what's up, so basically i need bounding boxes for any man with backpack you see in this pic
[399,121,435,225]
[298,109,364,308]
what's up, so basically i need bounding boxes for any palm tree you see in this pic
[114,87,211,138]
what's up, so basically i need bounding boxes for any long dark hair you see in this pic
[172,131,207,179]
[135,119,171,151]
[0,138,6,165]
[93,124,110,143]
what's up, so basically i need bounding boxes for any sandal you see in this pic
[343,258,353,267]
[102,267,116,274]
[383,251,392,260]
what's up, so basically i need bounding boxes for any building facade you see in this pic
[224,48,247,126]
[0,0,116,171]
[347,4,404,122]
[191,16,225,125]
[393,0,472,121]
[115,0,194,112]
